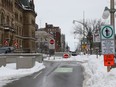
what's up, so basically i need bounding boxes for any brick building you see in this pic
[39,23,62,52]
[0,0,36,52]
[61,34,66,52]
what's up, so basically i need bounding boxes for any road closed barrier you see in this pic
[0,53,43,69]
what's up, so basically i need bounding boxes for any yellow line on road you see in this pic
[33,71,42,79]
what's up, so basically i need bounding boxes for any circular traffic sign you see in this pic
[4,40,8,46]
[50,39,54,44]
[102,26,113,39]
[63,53,69,58]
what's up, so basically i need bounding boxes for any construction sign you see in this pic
[104,54,114,66]
[82,44,86,49]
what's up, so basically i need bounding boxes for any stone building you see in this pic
[0,0,36,52]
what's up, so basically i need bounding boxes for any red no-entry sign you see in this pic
[63,53,69,58]
[4,40,8,46]
[50,39,54,44]
[49,39,55,49]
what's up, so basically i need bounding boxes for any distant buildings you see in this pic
[35,29,53,53]
[0,0,67,53]
[61,34,65,52]
[36,23,66,52]
[0,0,37,52]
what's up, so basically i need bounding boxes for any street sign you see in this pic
[101,25,115,54]
[101,40,115,54]
[49,39,55,49]
[104,54,114,66]
[14,40,18,48]
[101,25,114,39]
[82,44,86,49]
[63,53,69,58]
[4,40,8,46]
[50,39,54,44]
[93,34,100,42]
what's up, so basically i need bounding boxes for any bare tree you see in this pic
[73,19,105,54]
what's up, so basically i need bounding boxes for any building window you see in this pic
[31,19,35,25]
[15,12,18,21]
[20,15,23,23]
[1,12,5,25]
[6,15,10,26]
[32,31,35,38]
[11,18,14,28]
[0,13,1,25]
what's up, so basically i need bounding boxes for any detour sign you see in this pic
[104,54,114,66]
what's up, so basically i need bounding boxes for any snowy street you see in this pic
[4,61,84,87]
[0,55,116,87]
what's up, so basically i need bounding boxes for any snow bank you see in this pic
[0,62,45,87]
[82,55,116,87]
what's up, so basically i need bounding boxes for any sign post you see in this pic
[49,39,55,57]
[49,39,55,49]
[101,25,115,72]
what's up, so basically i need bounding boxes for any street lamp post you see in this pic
[73,20,92,54]
[103,0,115,29]
[110,0,115,29]
[102,0,115,72]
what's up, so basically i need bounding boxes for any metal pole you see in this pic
[110,0,115,29]
[107,0,115,72]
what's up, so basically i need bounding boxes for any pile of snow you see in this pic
[82,55,116,87]
[45,54,116,87]
[0,62,45,87]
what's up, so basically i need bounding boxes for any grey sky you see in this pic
[34,0,110,51]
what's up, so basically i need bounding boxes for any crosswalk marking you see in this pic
[54,68,73,73]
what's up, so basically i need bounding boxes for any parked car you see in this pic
[0,47,15,54]
[71,51,77,56]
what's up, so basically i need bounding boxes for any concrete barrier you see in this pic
[55,52,64,56]
[0,53,43,69]
[55,52,71,57]
[17,56,35,69]
[36,55,43,63]
[0,57,6,67]
[6,56,17,63]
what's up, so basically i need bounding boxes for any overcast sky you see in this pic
[34,0,110,51]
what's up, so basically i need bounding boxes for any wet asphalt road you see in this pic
[3,61,84,87]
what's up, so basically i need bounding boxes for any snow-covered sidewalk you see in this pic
[0,62,45,87]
